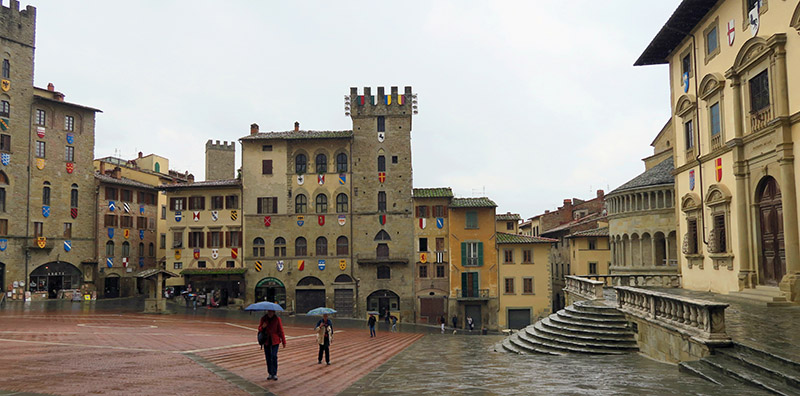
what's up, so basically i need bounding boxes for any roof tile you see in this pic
[413,188,454,198]
[450,197,497,208]
[496,232,557,244]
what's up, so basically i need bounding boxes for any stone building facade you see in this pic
[636,0,800,302]
[412,188,453,324]
[0,2,100,299]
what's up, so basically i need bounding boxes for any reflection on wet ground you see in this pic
[341,335,770,396]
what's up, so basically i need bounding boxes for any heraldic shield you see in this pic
[37,237,46,249]
[0,239,7,251]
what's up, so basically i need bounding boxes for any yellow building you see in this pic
[566,226,611,276]
[412,188,453,324]
[497,232,555,330]
[636,0,800,302]
[448,197,498,330]
[496,212,520,234]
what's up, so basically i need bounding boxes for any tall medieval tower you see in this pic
[205,139,235,181]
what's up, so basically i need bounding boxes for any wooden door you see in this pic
[758,177,786,285]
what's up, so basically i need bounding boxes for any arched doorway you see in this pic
[366,289,399,319]
[756,176,786,285]
[29,261,82,299]
[254,277,286,308]
[296,276,325,314]
[104,274,120,298]
[333,275,354,317]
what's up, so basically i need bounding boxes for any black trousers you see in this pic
[317,338,330,363]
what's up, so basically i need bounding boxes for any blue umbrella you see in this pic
[244,301,284,312]
[307,307,337,315]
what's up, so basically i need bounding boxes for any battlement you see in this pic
[0,1,36,47]
[346,86,418,117]
[205,139,235,151]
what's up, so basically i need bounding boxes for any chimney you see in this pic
[54,92,64,101]
[250,123,259,135]
[111,166,121,180]
[597,189,605,198]
[138,152,143,158]
[563,199,571,206]
[47,83,54,91]
[294,121,300,131]
[99,161,106,175]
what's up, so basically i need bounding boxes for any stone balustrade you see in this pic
[615,286,731,345]
[582,274,681,288]
[564,275,604,302]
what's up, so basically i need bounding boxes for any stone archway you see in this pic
[255,277,287,308]
[367,289,399,319]
[29,261,82,299]
[756,176,786,285]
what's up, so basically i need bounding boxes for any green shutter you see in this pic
[472,272,479,292]
[461,272,468,291]
[477,242,484,266]
[461,242,467,266]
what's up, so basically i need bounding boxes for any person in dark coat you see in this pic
[258,310,286,381]
[315,318,333,365]
[452,315,458,329]
[368,314,377,337]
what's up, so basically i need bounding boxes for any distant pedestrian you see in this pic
[467,316,474,331]
[391,315,398,332]
[258,310,287,381]
[440,315,446,333]
[315,318,333,365]
[451,315,457,329]
[368,314,377,337]
[385,310,391,325]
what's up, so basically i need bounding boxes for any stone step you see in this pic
[526,324,638,352]
[679,359,744,387]
[497,338,523,354]
[538,318,637,343]
[730,288,793,307]
[701,354,799,396]
[540,317,634,339]
[572,300,624,315]
[717,346,800,389]
[557,309,628,325]
[518,328,633,355]
[565,304,627,320]
[549,313,629,330]
[509,332,560,355]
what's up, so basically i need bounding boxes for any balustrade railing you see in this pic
[455,288,489,299]
[710,133,722,150]
[564,275,604,301]
[580,274,681,288]
[615,286,731,344]
[750,106,772,132]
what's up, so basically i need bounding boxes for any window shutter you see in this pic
[461,272,467,291]
[263,160,272,174]
[225,232,231,247]
[257,198,263,214]
[472,273,479,292]
[461,242,467,266]
[200,232,205,248]
[207,232,212,248]
[478,242,484,266]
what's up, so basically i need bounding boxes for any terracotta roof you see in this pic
[450,197,497,208]
[412,187,454,198]
[180,268,247,276]
[496,232,557,244]
[161,179,241,190]
[609,157,674,194]
[95,173,158,190]
[136,268,180,279]
[634,0,718,66]
[541,213,606,235]
[240,130,353,141]
[496,213,521,221]
[34,95,102,113]
[566,227,610,239]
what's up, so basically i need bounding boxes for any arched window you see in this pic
[0,171,7,213]
[295,194,307,213]
[336,153,348,173]
[377,244,389,259]
[377,191,386,212]
[42,181,51,206]
[377,265,390,279]
[297,276,323,286]
[0,100,8,117]
[274,237,286,256]
[375,230,391,241]
[253,237,265,257]
[378,155,386,172]
[138,242,145,257]
[154,162,161,173]
[70,183,79,208]
[2,59,9,79]
[335,274,353,283]
[315,153,327,174]
[336,193,348,213]
[105,241,114,257]
[295,154,307,174]
[295,237,307,256]
[148,242,155,257]
[122,241,130,257]
[316,236,327,256]
[315,194,327,213]
[337,236,349,255]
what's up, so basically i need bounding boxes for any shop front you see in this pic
[254,277,287,308]
[29,261,82,299]
[180,268,247,306]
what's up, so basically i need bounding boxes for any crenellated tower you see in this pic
[205,139,236,181]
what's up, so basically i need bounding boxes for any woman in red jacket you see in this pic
[258,310,286,381]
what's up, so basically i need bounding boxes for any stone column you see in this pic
[610,240,616,267]
[651,235,657,268]
[665,234,671,266]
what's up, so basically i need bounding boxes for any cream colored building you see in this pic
[497,232,554,329]
[566,226,611,277]
[496,212,520,234]
[636,0,800,302]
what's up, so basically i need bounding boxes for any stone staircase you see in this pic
[730,286,793,307]
[679,343,800,395]
[496,300,638,355]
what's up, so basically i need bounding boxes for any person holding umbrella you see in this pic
[308,307,336,365]
[247,302,286,381]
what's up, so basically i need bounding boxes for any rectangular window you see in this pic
[227,230,242,247]
[0,100,8,117]
[34,222,43,238]
[522,249,532,263]
[172,231,183,248]
[64,146,74,162]
[35,109,46,126]
[436,264,446,278]
[257,197,278,214]
[465,211,478,229]
[687,218,699,254]
[210,196,224,210]
[104,214,116,227]
[120,216,133,228]
[523,277,534,294]
[173,262,183,270]
[169,198,186,211]
[188,196,205,210]
[262,159,273,175]
[226,261,235,268]
[706,26,718,55]
[136,216,147,229]
[208,231,222,248]
[262,145,272,151]
[0,134,10,151]
[161,205,167,219]
[197,261,206,268]
[226,195,239,209]
[434,205,446,218]
[506,221,514,230]
[121,189,133,202]
[377,116,385,132]
[416,206,429,218]
[504,278,515,294]
[684,120,694,150]
[35,141,45,158]
[160,233,166,249]
[463,241,483,266]
[681,53,691,77]
[0,188,5,212]
[0,219,7,236]
[105,187,118,200]
[63,223,72,239]
[589,262,598,275]
[377,191,386,212]
[419,264,428,278]
[419,238,428,252]
[392,155,398,164]
[504,249,513,263]
[710,102,721,136]
[714,214,727,253]
[436,237,445,252]
[188,231,204,248]
[588,239,597,250]
[65,115,75,131]
[749,70,770,112]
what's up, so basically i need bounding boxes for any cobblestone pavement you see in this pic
[652,288,800,362]
[341,335,771,396]
[0,299,421,396]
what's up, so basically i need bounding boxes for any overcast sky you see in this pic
[28,0,681,218]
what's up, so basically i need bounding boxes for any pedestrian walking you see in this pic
[467,316,474,331]
[440,315,446,333]
[368,314,377,337]
[385,310,391,326]
[451,315,458,329]
[315,318,333,365]
[258,310,286,381]
[391,315,398,332]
